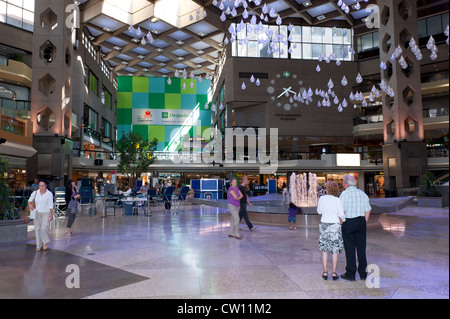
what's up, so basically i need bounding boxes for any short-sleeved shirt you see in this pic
[227,186,242,207]
[339,186,371,219]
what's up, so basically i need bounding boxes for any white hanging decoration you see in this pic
[182,82,187,90]
[316,65,321,72]
[327,79,334,89]
[250,75,255,83]
[167,77,172,85]
[338,104,343,112]
[380,61,387,70]
[204,102,209,110]
[241,82,246,90]
[342,98,348,108]
[255,78,261,86]
[341,76,348,86]
[356,73,363,84]
[190,81,194,89]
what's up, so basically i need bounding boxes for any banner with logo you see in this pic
[132,109,198,126]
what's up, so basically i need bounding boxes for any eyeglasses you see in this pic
[39,184,46,187]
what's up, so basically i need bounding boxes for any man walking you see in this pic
[238,178,257,231]
[339,175,371,281]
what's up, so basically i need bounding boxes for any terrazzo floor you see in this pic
[0,204,448,300]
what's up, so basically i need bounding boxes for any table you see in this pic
[97,195,151,218]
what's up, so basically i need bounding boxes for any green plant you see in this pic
[0,155,20,220]
[421,172,441,197]
[117,132,158,187]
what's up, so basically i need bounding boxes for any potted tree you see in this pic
[417,171,445,208]
[0,155,28,244]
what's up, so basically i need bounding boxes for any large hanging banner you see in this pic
[132,109,197,126]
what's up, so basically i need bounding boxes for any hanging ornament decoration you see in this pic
[241,82,247,90]
[356,73,363,84]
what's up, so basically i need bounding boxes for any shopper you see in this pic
[65,180,81,237]
[28,179,53,251]
[317,181,346,280]
[339,175,372,281]
[288,202,298,230]
[227,178,243,239]
[238,177,257,231]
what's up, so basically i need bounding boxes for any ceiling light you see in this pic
[197,50,204,54]
[196,64,202,68]
[199,32,206,37]
[113,46,122,51]
[152,30,159,34]
[142,68,149,72]
[159,63,166,66]
[317,15,326,21]
[150,17,159,23]
[156,48,164,52]
[138,55,145,59]
[121,61,129,65]
[176,40,184,45]
[303,1,312,7]
[131,38,140,43]
[103,27,112,32]
[177,56,184,61]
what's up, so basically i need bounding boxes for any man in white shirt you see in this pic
[339,175,372,281]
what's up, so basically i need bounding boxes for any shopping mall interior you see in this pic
[0,0,448,301]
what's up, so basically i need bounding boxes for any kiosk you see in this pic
[191,179,224,200]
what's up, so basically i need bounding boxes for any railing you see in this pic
[353,115,384,126]
[423,107,449,118]
[0,97,31,112]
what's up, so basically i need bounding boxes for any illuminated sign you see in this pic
[336,154,361,167]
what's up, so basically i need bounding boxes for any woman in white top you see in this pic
[317,181,346,280]
[28,180,53,251]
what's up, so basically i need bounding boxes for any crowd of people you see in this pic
[227,174,371,282]
[26,174,371,282]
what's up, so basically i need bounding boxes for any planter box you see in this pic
[417,197,445,208]
[0,219,28,244]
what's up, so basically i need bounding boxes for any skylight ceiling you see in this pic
[80,0,380,79]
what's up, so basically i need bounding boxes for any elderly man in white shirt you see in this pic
[28,180,54,251]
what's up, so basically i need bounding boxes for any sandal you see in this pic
[332,272,339,280]
[43,244,48,251]
[36,248,41,252]
[322,272,328,280]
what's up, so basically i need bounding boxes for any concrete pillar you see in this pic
[378,0,428,192]
[30,0,75,184]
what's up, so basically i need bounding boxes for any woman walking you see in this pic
[227,178,243,239]
[28,180,53,251]
[317,181,346,280]
[65,180,80,237]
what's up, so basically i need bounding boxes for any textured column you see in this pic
[30,0,75,182]
[379,0,428,192]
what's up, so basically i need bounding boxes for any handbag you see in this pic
[26,191,37,221]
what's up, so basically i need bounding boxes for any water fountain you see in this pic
[289,172,318,207]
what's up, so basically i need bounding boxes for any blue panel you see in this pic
[132,93,149,108]
[117,125,132,140]
[180,94,197,110]
[201,179,218,191]
[268,179,277,194]
[148,77,165,93]
[197,80,211,95]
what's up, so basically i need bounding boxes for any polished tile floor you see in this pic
[0,204,448,299]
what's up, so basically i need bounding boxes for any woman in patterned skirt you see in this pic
[317,181,346,280]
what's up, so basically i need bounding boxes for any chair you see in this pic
[158,186,175,213]
[54,187,66,218]
[176,186,190,211]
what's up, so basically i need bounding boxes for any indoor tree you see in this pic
[117,132,158,188]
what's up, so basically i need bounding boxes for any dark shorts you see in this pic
[288,217,296,223]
